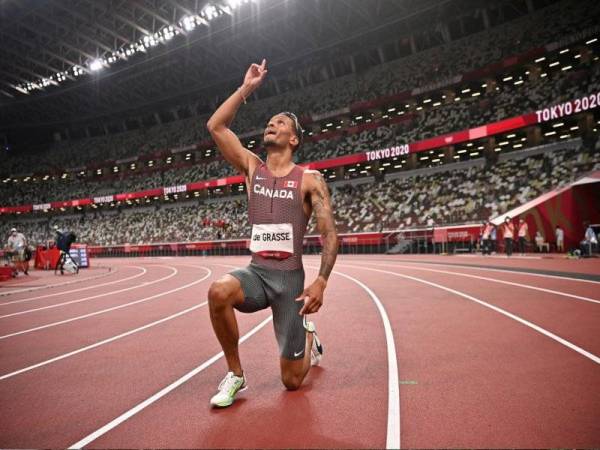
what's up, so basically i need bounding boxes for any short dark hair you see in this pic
[280,111,304,150]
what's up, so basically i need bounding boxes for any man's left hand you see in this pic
[295,276,327,315]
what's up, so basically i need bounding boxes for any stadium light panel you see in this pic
[552,122,564,128]
[388,107,396,112]
[586,38,597,44]
[570,126,579,131]
[574,54,581,59]
[461,88,470,93]
[559,48,569,54]
[502,76,512,82]
[202,5,219,20]
[535,57,546,63]
[549,61,559,67]
[89,59,103,71]
[544,131,556,136]
[561,66,572,71]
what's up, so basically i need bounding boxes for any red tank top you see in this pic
[248,163,308,270]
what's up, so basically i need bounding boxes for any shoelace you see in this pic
[218,373,241,392]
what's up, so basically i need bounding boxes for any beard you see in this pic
[262,136,277,147]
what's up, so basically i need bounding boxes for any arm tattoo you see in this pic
[311,172,338,281]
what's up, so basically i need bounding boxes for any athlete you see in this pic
[206,59,338,407]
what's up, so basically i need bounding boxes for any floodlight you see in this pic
[90,59,103,71]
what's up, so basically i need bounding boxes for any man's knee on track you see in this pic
[281,372,303,391]
[208,279,235,311]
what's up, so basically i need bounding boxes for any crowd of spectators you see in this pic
[3,56,599,207]
[3,144,598,246]
[321,145,600,233]
[1,0,597,177]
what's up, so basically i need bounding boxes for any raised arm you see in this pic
[296,170,339,315]
[206,59,267,176]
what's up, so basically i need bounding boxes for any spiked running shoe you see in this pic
[303,317,323,366]
[210,371,247,408]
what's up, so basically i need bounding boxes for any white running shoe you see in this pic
[210,371,247,408]
[303,317,323,366]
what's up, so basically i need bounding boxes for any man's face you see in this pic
[263,114,298,150]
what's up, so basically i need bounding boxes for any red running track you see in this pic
[0,255,598,448]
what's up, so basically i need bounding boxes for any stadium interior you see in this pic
[1,0,599,252]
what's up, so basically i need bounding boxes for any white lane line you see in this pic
[0,267,115,296]
[0,266,190,339]
[340,263,600,365]
[0,266,176,319]
[313,266,400,450]
[68,315,273,450]
[218,255,401,447]
[0,268,213,381]
[0,266,148,307]
[347,261,600,305]
[342,257,600,285]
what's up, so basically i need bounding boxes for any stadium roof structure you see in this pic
[0,0,494,132]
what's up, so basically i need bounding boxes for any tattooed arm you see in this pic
[296,170,338,315]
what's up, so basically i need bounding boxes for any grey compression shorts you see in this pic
[230,263,306,360]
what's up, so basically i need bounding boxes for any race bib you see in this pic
[250,223,294,259]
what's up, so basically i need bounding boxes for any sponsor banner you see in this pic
[2,92,597,214]
[164,184,187,195]
[115,188,162,201]
[365,145,410,162]
[94,195,114,204]
[535,91,600,123]
[0,205,32,214]
[311,106,350,122]
[33,203,51,211]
